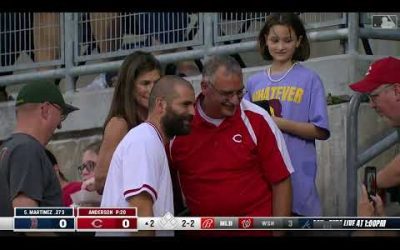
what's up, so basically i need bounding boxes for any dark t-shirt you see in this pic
[0,133,62,217]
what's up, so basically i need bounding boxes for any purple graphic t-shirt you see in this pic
[245,64,330,216]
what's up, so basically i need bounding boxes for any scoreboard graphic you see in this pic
[1,207,400,232]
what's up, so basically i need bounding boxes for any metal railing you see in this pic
[0,13,64,73]
[74,12,204,63]
[3,12,387,91]
[214,12,346,44]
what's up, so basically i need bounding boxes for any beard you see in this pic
[161,106,193,139]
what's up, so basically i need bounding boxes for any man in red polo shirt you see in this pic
[170,55,294,236]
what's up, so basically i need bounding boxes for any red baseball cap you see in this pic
[349,57,400,93]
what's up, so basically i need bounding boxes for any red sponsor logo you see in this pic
[238,218,253,229]
[201,218,215,229]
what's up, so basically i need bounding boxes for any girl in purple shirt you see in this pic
[245,13,330,216]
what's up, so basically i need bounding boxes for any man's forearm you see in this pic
[272,177,292,217]
[377,154,400,188]
[128,192,155,236]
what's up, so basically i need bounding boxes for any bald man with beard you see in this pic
[98,75,195,237]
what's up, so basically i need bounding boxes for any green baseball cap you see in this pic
[15,81,79,115]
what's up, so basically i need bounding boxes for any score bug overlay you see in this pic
[8,208,400,232]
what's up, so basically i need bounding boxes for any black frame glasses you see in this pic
[78,160,96,174]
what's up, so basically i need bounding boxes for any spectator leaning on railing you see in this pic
[349,57,400,236]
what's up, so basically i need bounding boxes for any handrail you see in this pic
[1,12,400,89]
[358,130,398,166]
[0,28,360,88]
[346,93,399,216]
[346,93,362,216]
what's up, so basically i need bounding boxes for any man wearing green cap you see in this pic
[0,81,79,221]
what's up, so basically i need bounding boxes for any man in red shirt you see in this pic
[170,55,294,236]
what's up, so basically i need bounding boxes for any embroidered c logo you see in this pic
[232,134,242,143]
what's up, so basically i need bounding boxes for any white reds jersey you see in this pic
[98,122,174,237]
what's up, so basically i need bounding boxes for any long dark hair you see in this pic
[258,13,310,61]
[104,51,161,130]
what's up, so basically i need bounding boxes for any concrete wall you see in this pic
[1,54,399,215]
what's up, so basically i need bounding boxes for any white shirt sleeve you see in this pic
[121,129,164,202]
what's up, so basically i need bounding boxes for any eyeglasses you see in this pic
[49,103,66,121]
[368,84,394,103]
[208,82,247,100]
[78,160,96,174]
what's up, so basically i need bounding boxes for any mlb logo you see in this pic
[372,15,398,29]
[238,218,254,229]
[201,218,215,229]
